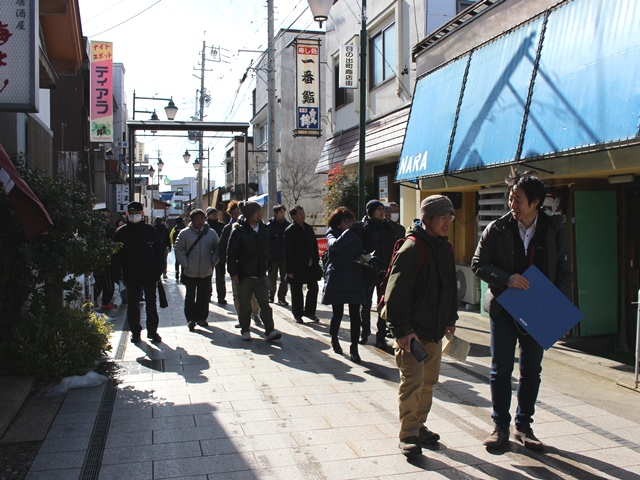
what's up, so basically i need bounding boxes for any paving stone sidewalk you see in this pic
[26,272,640,479]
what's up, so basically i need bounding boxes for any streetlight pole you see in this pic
[307,0,367,218]
[148,165,155,220]
[267,0,277,215]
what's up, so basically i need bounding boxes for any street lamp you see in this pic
[183,149,203,208]
[129,91,178,203]
[307,0,334,27]
[307,0,367,218]
[132,91,179,120]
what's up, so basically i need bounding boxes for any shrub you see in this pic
[322,165,372,221]
[0,304,113,384]
[0,154,118,339]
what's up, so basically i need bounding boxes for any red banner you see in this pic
[0,144,53,239]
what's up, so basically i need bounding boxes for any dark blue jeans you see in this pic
[490,310,544,431]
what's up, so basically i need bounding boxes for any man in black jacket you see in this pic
[472,171,572,451]
[217,201,240,304]
[227,201,282,342]
[206,207,226,303]
[113,202,165,344]
[284,205,321,324]
[154,216,171,279]
[361,199,404,348]
[267,204,290,305]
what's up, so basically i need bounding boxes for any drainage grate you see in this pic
[78,378,118,480]
[114,320,130,361]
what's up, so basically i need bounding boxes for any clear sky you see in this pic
[78,0,314,191]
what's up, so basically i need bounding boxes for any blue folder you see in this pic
[496,265,583,350]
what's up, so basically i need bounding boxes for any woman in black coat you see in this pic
[322,207,366,363]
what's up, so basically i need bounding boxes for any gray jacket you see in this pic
[174,223,220,278]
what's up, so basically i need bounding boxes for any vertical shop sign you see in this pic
[0,0,38,112]
[339,41,358,89]
[295,39,321,135]
[90,41,113,142]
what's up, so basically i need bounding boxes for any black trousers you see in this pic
[183,275,213,323]
[360,271,387,341]
[215,262,226,301]
[94,265,114,305]
[290,276,318,318]
[126,280,159,336]
[330,303,361,344]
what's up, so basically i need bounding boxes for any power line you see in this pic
[86,0,163,37]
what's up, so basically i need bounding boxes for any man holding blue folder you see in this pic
[472,171,572,450]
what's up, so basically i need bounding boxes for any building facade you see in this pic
[400,0,640,351]
[315,0,470,219]
[252,29,326,224]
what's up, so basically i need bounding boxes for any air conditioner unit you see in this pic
[456,265,479,305]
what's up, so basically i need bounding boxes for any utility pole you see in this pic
[267,0,277,215]
[196,40,206,209]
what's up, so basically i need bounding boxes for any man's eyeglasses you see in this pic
[437,215,455,222]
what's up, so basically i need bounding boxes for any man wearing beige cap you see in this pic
[381,194,458,457]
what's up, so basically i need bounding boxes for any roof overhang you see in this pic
[40,0,84,79]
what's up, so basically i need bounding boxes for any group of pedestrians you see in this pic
[107,169,572,459]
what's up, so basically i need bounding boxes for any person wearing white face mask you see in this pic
[113,201,165,344]
[385,202,406,239]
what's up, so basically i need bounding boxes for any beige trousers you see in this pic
[395,338,442,439]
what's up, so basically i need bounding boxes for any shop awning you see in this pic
[397,0,640,183]
[248,191,281,206]
[316,106,410,174]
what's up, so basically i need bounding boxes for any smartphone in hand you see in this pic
[410,338,428,362]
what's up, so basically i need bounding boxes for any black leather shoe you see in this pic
[294,317,304,324]
[305,314,320,322]
[350,344,361,364]
[331,336,343,354]
[147,333,162,343]
[375,339,388,350]
[131,333,141,343]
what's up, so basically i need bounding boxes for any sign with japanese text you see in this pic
[134,165,150,175]
[0,0,38,112]
[116,184,129,212]
[295,39,321,135]
[90,41,113,142]
[135,142,146,164]
[339,41,358,89]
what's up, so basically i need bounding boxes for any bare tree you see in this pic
[278,154,323,207]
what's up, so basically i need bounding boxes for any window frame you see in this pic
[369,22,397,89]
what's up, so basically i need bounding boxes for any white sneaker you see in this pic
[266,330,282,341]
[241,331,251,341]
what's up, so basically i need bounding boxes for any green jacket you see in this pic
[382,223,458,342]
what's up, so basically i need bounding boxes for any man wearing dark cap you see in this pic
[227,201,282,341]
[113,201,165,343]
[381,194,458,456]
[206,207,226,303]
[360,199,405,349]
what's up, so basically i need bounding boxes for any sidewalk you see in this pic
[24,273,640,479]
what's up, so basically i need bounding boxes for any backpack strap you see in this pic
[406,235,426,273]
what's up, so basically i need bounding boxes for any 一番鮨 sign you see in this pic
[296,40,320,134]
